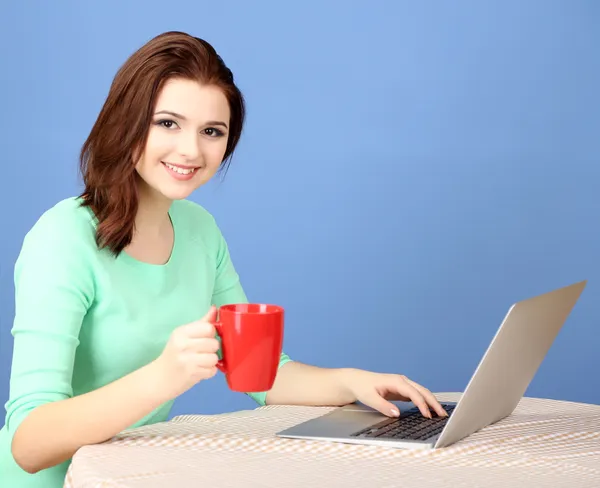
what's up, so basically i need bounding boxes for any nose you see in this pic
[177,130,201,161]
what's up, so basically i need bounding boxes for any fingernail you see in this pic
[390,408,400,417]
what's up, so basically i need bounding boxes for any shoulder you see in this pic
[171,200,231,255]
[171,198,218,227]
[19,196,98,258]
[171,198,224,244]
[14,197,97,300]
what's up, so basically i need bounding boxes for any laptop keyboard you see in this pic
[351,404,456,441]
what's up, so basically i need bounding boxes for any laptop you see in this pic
[276,280,587,450]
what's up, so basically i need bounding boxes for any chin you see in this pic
[157,184,199,201]
[138,168,214,201]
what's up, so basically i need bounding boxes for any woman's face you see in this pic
[135,77,231,201]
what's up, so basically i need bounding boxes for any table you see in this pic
[64,392,600,488]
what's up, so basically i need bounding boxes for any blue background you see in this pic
[1,0,599,423]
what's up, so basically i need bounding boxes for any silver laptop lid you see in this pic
[435,280,587,448]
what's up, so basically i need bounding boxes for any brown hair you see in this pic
[78,31,245,255]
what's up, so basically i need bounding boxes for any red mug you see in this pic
[213,303,284,392]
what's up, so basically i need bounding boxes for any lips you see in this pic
[162,161,202,181]
[162,162,199,175]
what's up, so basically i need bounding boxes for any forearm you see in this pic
[11,359,169,474]
[265,361,357,406]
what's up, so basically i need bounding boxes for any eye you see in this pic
[156,119,179,130]
[203,127,225,137]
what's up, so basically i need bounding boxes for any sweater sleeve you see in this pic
[210,223,292,406]
[4,211,95,439]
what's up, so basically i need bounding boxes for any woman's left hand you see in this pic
[339,369,449,419]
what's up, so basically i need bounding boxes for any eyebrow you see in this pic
[154,110,228,129]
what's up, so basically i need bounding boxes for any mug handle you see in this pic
[213,320,226,373]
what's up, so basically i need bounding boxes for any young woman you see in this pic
[0,31,447,487]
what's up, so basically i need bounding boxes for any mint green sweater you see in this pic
[0,197,291,487]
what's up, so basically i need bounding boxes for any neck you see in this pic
[135,180,173,238]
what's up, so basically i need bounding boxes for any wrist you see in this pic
[334,368,359,404]
[143,359,176,404]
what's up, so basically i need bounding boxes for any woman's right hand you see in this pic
[153,306,221,399]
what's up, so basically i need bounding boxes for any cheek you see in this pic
[204,139,229,165]
[143,131,173,163]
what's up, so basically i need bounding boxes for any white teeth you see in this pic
[164,162,196,175]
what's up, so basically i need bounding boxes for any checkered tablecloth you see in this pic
[64,392,600,488]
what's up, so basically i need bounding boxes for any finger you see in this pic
[185,338,220,354]
[394,377,431,418]
[180,321,216,338]
[360,390,401,418]
[201,305,217,323]
[187,351,219,368]
[201,366,218,379]
[406,379,448,417]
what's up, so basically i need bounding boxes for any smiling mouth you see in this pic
[162,162,200,175]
